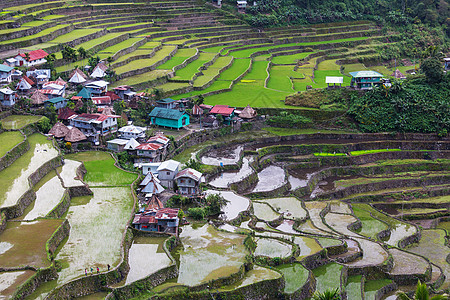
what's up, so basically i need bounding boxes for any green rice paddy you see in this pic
[275,264,309,294]
[1,115,43,130]
[173,52,216,80]
[0,131,23,158]
[313,263,342,293]
[157,48,197,70]
[114,45,176,74]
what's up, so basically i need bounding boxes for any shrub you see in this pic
[187,207,206,220]
[266,113,312,128]
[37,116,52,133]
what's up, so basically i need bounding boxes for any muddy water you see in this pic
[329,202,352,214]
[346,238,388,267]
[310,176,339,198]
[296,219,329,235]
[209,157,254,188]
[294,236,322,257]
[253,202,280,221]
[206,190,250,220]
[276,220,298,234]
[324,213,359,236]
[388,248,429,275]
[252,166,286,193]
[304,202,336,234]
[23,176,65,220]
[259,197,306,220]
[56,187,133,285]
[385,223,416,247]
[123,237,171,285]
[288,167,318,190]
[201,146,243,166]
[177,224,247,287]
[254,238,292,258]
[313,263,342,293]
[220,266,281,291]
[0,270,35,299]
[59,159,84,187]
[0,134,58,208]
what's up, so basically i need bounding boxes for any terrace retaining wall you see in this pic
[46,219,70,260]
[0,135,29,172]
[11,265,59,300]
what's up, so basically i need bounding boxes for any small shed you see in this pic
[48,122,69,138]
[107,138,129,152]
[239,105,257,119]
[65,127,87,143]
[326,76,343,88]
[192,104,204,116]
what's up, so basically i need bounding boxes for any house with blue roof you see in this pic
[149,107,189,129]
[349,71,383,90]
[44,97,68,110]
[0,65,14,83]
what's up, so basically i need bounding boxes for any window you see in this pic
[188,180,191,183]
[180,179,184,183]
[167,171,170,175]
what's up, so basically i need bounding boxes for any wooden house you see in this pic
[70,113,120,144]
[149,107,190,129]
[174,168,204,196]
[238,105,257,119]
[0,87,16,106]
[132,208,179,235]
[68,68,88,84]
[84,80,108,96]
[30,90,48,106]
[349,71,383,89]
[90,62,108,79]
[48,122,69,139]
[65,127,87,143]
[156,159,180,188]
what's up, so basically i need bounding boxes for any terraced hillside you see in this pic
[0,0,406,108]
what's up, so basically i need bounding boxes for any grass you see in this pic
[173,52,216,80]
[263,127,356,136]
[1,115,43,129]
[156,48,197,70]
[0,131,24,157]
[193,56,233,87]
[271,52,314,65]
[114,45,176,74]
[65,151,137,186]
[314,152,347,156]
[218,58,251,81]
[350,149,401,156]
[48,28,103,44]
[0,24,70,45]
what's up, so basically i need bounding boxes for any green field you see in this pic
[271,51,314,64]
[114,45,176,74]
[0,131,24,158]
[157,48,197,70]
[193,56,233,87]
[1,115,43,130]
[173,52,216,80]
[0,24,70,45]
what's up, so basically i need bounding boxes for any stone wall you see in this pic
[11,265,59,300]
[46,219,70,261]
[0,135,29,172]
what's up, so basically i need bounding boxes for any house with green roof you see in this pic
[44,97,67,110]
[77,87,92,100]
[156,98,178,109]
[149,107,189,129]
[349,70,383,90]
[0,64,14,83]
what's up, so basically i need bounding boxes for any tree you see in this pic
[313,289,341,300]
[78,47,88,65]
[420,57,444,84]
[187,207,206,220]
[24,52,30,62]
[205,194,228,216]
[37,116,52,133]
[113,100,125,115]
[106,56,114,68]
[397,280,448,300]
[88,56,100,67]
[194,94,204,106]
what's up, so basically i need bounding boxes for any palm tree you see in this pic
[313,288,341,300]
[397,280,448,300]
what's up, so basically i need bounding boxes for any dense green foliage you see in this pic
[266,112,312,128]
[348,75,450,134]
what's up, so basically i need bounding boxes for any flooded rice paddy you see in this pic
[209,157,254,188]
[201,146,243,166]
[258,197,306,220]
[313,263,342,293]
[1,115,42,130]
[59,159,84,187]
[0,134,58,208]
[346,275,363,300]
[252,165,286,192]
[388,248,429,276]
[220,266,281,291]
[252,202,280,221]
[206,190,250,221]
[275,263,309,293]
[0,270,35,299]
[254,238,292,258]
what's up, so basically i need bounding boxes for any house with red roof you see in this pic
[174,168,204,195]
[132,207,179,235]
[210,105,235,125]
[113,85,135,99]
[11,50,48,67]
[16,76,35,91]
[69,113,120,144]
[91,96,111,107]
[136,142,164,161]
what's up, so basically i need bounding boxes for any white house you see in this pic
[70,113,120,144]
[107,138,128,152]
[118,125,147,140]
[39,79,66,99]
[141,162,161,175]
[26,69,51,86]
[0,65,14,83]
[0,87,16,106]
[157,160,180,188]
[11,49,48,67]
[90,62,108,78]
[16,76,34,91]
[85,80,108,95]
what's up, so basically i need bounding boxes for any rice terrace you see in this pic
[0,0,448,299]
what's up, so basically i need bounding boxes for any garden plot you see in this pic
[254,238,292,258]
[304,202,336,235]
[388,248,429,277]
[1,115,42,130]
[324,213,359,236]
[209,157,254,188]
[276,263,309,294]
[23,175,65,220]
[0,131,23,158]
[59,159,84,187]
[55,187,133,285]
[205,190,250,221]
[114,45,176,75]
[253,202,280,221]
[252,165,286,193]
[258,197,306,220]
[313,263,343,293]
[122,237,171,285]
[0,270,35,299]
[220,266,281,291]
[65,151,137,187]
[176,224,248,287]
[408,229,450,290]
[346,237,388,267]
[201,145,243,166]
[0,134,58,208]
[0,219,63,269]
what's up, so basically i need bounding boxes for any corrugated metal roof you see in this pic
[0,64,14,72]
[174,168,203,181]
[18,49,48,61]
[136,143,163,151]
[210,105,234,116]
[349,71,383,78]
[157,159,180,172]
[149,107,186,120]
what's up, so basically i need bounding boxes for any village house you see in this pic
[92,96,111,108]
[68,68,88,85]
[30,90,48,107]
[70,113,120,144]
[57,107,77,124]
[26,69,51,87]
[16,76,34,92]
[39,79,66,99]
[118,125,146,140]
[156,98,178,109]
[48,122,70,139]
[174,168,204,196]
[147,133,170,157]
[210,105,235,125]
[202,115,219,127]
[85,80,108,96]
[124,138,140,152]
[106,138,129,152]
[140,172,165,195]
[157,159,180,188]
[149,107,190,129]
[11,69,23,81]
[0,87,16,106]
[0,65,14,83]
[90,62,108,79]
[132,207,179,235]
[64,127,87,144]
[44,97,67,110]
[136,142,164,162]
[349,71,383,89]
[141,162,161,175]
[238,104,257,120]
[113,85,135,99]
[77,87,92,100]
[10,49,48,67]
